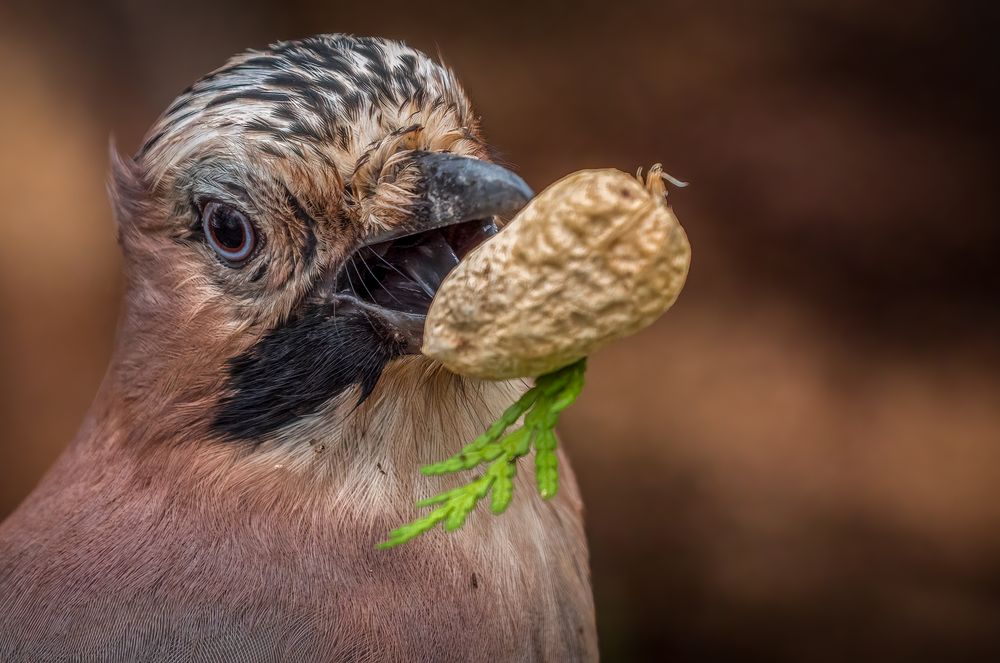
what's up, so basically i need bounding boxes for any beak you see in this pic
[331,152,534,355]
[360,151,534,246]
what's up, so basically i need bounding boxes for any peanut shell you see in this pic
[422,166,691,379]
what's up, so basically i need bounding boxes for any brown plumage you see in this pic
[0,35,596,661]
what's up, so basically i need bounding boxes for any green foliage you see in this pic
[379,359,587,549]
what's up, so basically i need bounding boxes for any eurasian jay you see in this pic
[0,35,596,661]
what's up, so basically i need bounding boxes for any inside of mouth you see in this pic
[338,218,497,315]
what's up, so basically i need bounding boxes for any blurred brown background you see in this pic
[1,0,998,660]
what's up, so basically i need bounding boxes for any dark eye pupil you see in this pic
[202,202,255,266]
[210,207,247,250]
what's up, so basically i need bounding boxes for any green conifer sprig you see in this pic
[379,358,587,549]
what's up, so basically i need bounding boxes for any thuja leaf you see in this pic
[421,388,540,476]
[534,429,559,499]
[489,461,517,514]
[379,358,587,549]
[380,507,449,549]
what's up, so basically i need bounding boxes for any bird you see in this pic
[0,35,597,661]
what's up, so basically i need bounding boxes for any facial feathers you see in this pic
[108,35,489,445]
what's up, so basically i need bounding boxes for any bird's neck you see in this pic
[222,358,527,504]
[68,356,526,524]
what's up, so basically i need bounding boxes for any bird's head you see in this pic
[108,35,531,444]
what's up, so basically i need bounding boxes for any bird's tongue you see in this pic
[368,230,460,314]
[393,230,460,297]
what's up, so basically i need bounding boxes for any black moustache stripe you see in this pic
[212,304,404,440]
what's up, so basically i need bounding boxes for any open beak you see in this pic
[330,152,533,353]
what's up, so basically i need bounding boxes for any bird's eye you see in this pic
[202,202,255,265]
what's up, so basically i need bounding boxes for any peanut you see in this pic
[422,165,691,379]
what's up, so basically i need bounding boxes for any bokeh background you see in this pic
[1,0,997,660]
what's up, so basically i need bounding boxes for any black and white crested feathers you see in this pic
[139,35,483,194]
